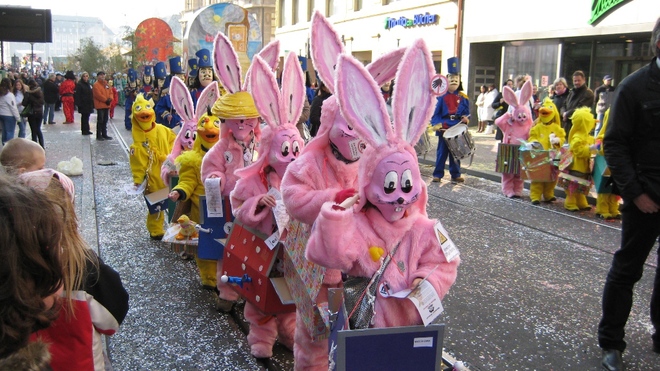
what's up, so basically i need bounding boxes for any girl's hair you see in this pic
[19,170,97,315]
[12,79,24,94]
[0,77,12,96]
[0,175,64,358]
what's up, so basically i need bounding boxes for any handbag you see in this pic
[20,103,33,117]
[343,242,400,329]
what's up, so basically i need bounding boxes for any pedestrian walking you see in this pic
[42,73,58,125]
[12,79,27,138]
[92,71,113,141]
[74,72,94,136]
[59,71,76,124]
[22,80,45,148]
[0,78,20,145]
[598,17,660,371]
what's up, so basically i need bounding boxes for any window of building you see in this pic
[502,40,559,93]
[383,0,403,4]
[292,0,299,24]
[327,0,344,17]
[354,0,362,11]
[278,0,289,27]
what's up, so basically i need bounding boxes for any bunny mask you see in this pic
[306,11,405,163]
[241,52,306,179]
[336,39,435,222]
[504,80,533,126]
[170,76,220,155]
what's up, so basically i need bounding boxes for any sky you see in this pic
[2,0,184,31]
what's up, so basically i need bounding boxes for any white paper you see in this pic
[269,188,289,238]
[265,231,280,250]
[434,221,459,262]
[124,179,147,195]
[413,337,434,348]
[162,157,177,173]
[379,280,444,326]
[204,178,223,217]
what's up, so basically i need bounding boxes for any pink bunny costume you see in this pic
[279,11,406,371]
[495,80,534,198]
[306,40,459,332]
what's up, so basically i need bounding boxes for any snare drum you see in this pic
[443,124,475,160]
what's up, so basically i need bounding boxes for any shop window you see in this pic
[562,42,591,85]
[502,40,558,95]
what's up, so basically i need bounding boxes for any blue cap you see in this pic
[163,75,172,90]
[603,75,612,81]
[169,56,183,74]
[154,62,167,79]
[144,65,153,77]
[187,58,198,78]
[447,57,460,75]
[127,68,137,83]
[196,49,212,68]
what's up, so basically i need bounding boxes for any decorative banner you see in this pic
[183,3,263,77]
[135,18,175,64]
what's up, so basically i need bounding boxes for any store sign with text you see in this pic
[384,12,438,30]
[589,0,631,25]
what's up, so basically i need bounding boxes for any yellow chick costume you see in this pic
[129,94,176,238]
[527,98,566,204]
[594,109,621,219]
[564,107,595,211]
[170,112,221,288]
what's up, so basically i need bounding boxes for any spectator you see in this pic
[13,79,27,138]
[562,70,594,134]
[0,137,46,175]
[108,78,118,120]
[483,84,498,134]
[0,174,64,369]
[92,71,113,141]
[552,77,570,120]
[476,85,487,133]
[594,75,615,136]
[532,84,541,119]
[74,72,94,136]
[54,72,63,111]
[490,79,514,139]
[309,80,332,137]
[42,73,58,125]
[0,78,20,145]
[598,17,660,371]
[23,79,45,148]
[380,79,393,101]
[59,71,76,124]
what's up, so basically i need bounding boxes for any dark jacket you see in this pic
[74,80,94,114]
[604,57,660,204]
[22,87,44,115]
[563,84,594,133]
[552,89,569,118]
[309,90,332,137]
[594,84,615,114]
[43,79,59,104]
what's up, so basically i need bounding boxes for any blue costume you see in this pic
[123,68,138,130]
[155,56,184,129]
[191,49,212,108]
[431,57,470,180]
[187,57,198,89]
[152,61,167,105]
[139,65,153,97]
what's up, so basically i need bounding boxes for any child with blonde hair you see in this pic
[21,169,129,371]
[0,137,46,174]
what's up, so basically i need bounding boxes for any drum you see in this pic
[443,124,475,160]
[495,143,521,175]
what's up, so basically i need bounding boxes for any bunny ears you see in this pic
[170,76,219,122]
[336,38,435,149]
[249,51,305,129]
[502,79,533,109]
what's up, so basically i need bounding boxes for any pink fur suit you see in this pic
[279,11,406,371]
[225,52,307,359]
[495,80,534,198]
[200,35,280,304]
[306,41,459,331]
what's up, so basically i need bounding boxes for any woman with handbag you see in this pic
[0,78,20,145]
[22,80,45,148]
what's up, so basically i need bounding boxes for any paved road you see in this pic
[29,107,659,370]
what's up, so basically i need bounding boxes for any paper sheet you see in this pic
[204,178,223,217]
[380,280,444,326]
[124,179,146,195]
[269,188,289,238]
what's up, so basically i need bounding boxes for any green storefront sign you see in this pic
[589,0,632,25]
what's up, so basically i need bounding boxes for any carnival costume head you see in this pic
[154,62,167,89]
[131,93,156,132]
[195,49,215,88]
[335,39,434,222]
[187,57,198,88]
[447,57,460,93]
[127,68,138,88]
[142,65,153,86]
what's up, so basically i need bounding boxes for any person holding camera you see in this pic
[92,71,113,141]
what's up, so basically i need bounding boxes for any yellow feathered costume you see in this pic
[129,94,175,238]
[594,109,621,219]
[564,107,595,211]
[527,98,566,203]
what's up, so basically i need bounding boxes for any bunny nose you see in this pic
[397,197,405,204]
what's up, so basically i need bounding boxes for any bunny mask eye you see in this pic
[384,171,397,194]
[292,141,301,157]
[281,141,291,157]
[184,130,192,139]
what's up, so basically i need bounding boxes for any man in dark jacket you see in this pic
[562,70,594,134]
[42,73,58,125]
[598,17,660,371]
[74,72,94,135]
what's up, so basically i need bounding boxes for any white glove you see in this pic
[549,133,560,145]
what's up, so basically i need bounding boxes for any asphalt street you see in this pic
[24,106,659,370]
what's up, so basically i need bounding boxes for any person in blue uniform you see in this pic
[123,68,138,130]
[187,58,198,90]
[155,56,186,129]
[139,65,153,98]
[430,57,470,183]
[190,49,217,107]
[152,61,167,105]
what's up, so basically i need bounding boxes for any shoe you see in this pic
[511,195,521,199]
[102,135,113,140]
[544,197,557,203]
[432,177,442,183]
[215,296,234,313]
[601,349,623,371]
[82,131,93,135]
[48,122,56,125]
[579,206,592,211]
[150,234,164,241]
[451,177,465,183]
[96,137,105,141]
[531,200,540,205]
